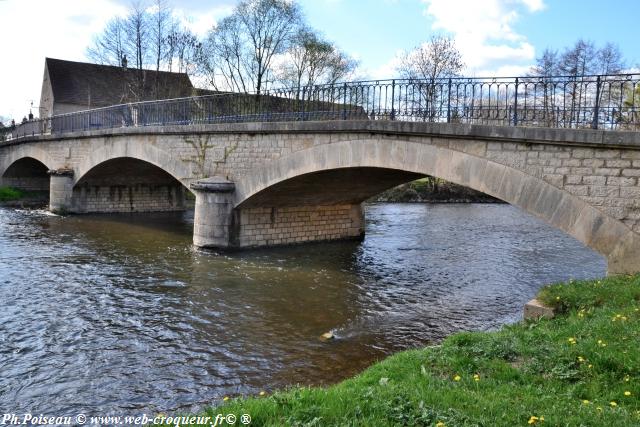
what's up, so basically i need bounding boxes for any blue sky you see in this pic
[297,0,639,78]
[0,0,638,120]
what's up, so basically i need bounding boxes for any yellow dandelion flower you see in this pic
[610,401,617,407]
[568,337,577,345]
[578,356,585,362]
[624,391,632,396]
[223,396,229,401]
[259,391,266,396]
[556,296,560,301]
[528,415,539,424]
[588,364,593,369]
[473,374,480,381]
[453,374,461,381]
[436,422,445,427]
[582,399,590,405]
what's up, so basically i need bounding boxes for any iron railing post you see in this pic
[592,75,601,129]
[447,78,452,123]
[343,82,348,120]
[301,86,306,121]
[513,77,519,126]
[447,78,451,123]
[390,79,396,121]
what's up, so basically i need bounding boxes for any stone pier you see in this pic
[192,177,236,248]
[48,168,74,214]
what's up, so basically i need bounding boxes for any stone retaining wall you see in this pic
[71,184,186,213]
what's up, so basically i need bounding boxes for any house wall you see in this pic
[39,63,54,118]
[53,103,92,116]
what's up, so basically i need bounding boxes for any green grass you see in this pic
[0,186,24,201]
[182,275,640,426]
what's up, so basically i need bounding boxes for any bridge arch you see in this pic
[74,138,192,189]
[235,138,640,274]
[0,146,55,176]
[71,155,191,214]
[0,147,56,198]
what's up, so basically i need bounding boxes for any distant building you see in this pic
[39,58,195,118]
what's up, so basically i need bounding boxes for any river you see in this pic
[0,203,605,415]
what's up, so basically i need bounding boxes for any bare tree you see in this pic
[276,28,358,89]
[398,35,464,81]
[557,39,598,126]
[530,48,559,77]
[87,17,127,66]
[151,0,171,73]
[595,42,624,75]
[199,15,249,92]
[237,0,302,94]
[527,48,560,125]
[396,35,464,121]
[125,1,150,71]
[199,0,302,94]
[166,27,200,75]
[165,19,180,72]
[559,39,597,78]
[148,0,173,98]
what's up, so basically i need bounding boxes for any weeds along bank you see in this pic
[0,186,48,207]
[371,177,500,204]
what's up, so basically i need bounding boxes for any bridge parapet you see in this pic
[3,73,640,143]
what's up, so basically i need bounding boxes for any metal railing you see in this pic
[3,73,640,142]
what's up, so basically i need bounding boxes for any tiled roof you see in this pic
[45,58,194,107]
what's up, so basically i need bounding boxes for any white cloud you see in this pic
[521,0,546,12]
[421,0,545,75]
[367,53,403,80]
[174,4,234,37]
[0,0,128,119]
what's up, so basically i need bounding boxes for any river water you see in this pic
[0,203,605,415]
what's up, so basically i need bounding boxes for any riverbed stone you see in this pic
[523,299,555,320]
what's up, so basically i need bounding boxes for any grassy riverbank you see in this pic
[194,274,639,426]
[0,186,48,207]
[0,186,24,202]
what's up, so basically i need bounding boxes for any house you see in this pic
[39,58,195,118]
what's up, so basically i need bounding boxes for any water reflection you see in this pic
[0,203,605,414]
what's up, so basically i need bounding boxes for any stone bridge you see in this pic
[1,120,640,274]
